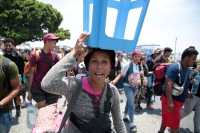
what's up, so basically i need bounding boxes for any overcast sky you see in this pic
[30,0,200,56]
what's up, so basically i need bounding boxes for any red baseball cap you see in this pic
[132,49,141,56]
[43,33,60,42]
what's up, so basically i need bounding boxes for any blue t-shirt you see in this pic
[163,62,191,102]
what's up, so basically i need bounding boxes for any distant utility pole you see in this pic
[174,38,177,61]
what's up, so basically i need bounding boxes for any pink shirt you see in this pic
[82,77,103,113]
[82,77,102,96]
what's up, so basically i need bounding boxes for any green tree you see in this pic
[0,0,70,45]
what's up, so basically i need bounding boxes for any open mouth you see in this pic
[95,73,103,78]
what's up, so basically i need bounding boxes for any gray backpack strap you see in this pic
[57,79,82,133]
[105,83,112,116]
[175,62,181,83]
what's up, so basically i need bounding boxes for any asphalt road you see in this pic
[9,92,194,133]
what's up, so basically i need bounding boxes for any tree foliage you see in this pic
[0,0,70,45]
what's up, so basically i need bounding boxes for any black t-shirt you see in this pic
[107,60,121,81]
[4,51,24,83]
[189,68,200,97]
[146,56,154,71]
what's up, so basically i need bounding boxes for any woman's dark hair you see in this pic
[140,56,146,61]
[84,48,115,71]
[3,38,14,45]
[181,47,199,60]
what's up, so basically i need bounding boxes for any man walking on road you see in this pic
[181,62,200,133]
[3,38,25,117]
[0,55,20,133]
[158,47,198,133]
[27,33,60,109]
[146,48,162,109]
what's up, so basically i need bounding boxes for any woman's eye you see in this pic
[91,60,97,63]
[102,61,108,64]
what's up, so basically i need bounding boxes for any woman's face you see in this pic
[141,59,146,65]
[88,51,112,83]
[132,55,141,64]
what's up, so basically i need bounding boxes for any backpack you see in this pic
[128,73,141,87]
[153,63,171,81]
[152,63,171,96]
[24,51,40,74]
[115,61,145,88]
[2,57,11,89]
[115,61,132,89]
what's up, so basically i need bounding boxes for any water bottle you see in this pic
[191,73,200,94]
[26,101,36,129]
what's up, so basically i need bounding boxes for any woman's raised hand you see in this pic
[71,32,89,57]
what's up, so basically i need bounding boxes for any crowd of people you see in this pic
[0,32,199,133]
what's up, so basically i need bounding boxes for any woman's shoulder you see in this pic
[107,83,119,98]
[63,76,81,91]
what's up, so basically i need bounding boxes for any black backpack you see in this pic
[2,57,10,88]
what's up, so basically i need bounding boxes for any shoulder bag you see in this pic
[172,62,189,96]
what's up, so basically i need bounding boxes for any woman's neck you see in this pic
[88,77,104,91]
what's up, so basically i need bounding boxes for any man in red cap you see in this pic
[27,33,61,109]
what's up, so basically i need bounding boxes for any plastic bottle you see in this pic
[26,101,36,129]
[191,72,200,94]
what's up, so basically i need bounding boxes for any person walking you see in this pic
[0,55,20,132]
[3,38,25,117]
[181,62,200,133]
[121,50,143,133]
[146,48,162,109]
[158,47,198,133]
[20,49,31,107]
[27,33,61,109]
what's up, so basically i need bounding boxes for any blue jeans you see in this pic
[0,111,12,133]
[147,87,153,104]
[147,75,153,104]
[124,86,138,123]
